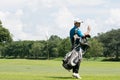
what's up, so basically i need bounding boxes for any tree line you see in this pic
[0,36,71,59]
[0,20,119,60]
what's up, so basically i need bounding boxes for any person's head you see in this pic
[74,18,83,27]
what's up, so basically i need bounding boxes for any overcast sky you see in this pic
[0,0,120,40]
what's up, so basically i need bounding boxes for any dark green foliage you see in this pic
[84,38,103,60]
[0,20,12,43]
[0,20,13,57]
[2,41,33,58]
[47,35,62,58]
[96,29,120,59]
[58,37,71,57]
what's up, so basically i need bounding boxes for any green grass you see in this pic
[0,59,119,80]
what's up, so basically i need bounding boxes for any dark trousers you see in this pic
[73,59,81,73]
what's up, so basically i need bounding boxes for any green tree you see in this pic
[29,42,44,59]
[0,20,12,43]
[97,29,120,59]
[48,35,62,58]
[3,41,32,58]
[0,45,4,57]
[0,20,12,57]
[84,38,104,59]
[58,37,71,57]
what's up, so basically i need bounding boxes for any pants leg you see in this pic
[73,60,81,73]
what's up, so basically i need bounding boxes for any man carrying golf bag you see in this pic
[62,18,91,79]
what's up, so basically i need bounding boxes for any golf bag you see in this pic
[62,48,81,70]
[62,36,90,70]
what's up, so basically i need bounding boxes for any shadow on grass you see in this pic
[47,76,72,79]
[0,57,61,60]
[102,58,120,62]
[0,57,48,60]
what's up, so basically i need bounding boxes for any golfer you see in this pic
[70,18,91,79]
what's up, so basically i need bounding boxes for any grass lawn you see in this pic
[0,59,119,80]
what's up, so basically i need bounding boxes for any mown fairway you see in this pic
[0,59,119,80]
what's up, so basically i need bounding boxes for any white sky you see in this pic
[0,0,120,40]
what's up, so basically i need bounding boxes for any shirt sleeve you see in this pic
[77,29,84,37]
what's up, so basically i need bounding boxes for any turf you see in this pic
[0,59,119,80]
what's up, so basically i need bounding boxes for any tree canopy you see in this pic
[0,20,12,43]
[96,29,120,59]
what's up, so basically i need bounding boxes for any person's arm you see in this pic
[77,29,84,37]
[77,25,91,38]
[84,25,91,35]
[83,25,91,38]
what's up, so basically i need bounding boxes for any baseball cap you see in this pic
[74,18,83,23]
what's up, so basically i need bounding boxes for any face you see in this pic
[75,22,81,27]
